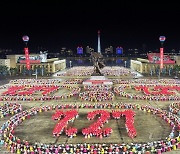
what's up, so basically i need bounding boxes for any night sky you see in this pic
[0,0,180,52]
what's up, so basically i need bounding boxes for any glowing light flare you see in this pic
[159,36,166,42]
[77,46,83,54]
[116,47,123,55]
[22,35,29,42]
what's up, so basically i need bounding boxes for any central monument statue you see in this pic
[90,30,105,75]
[90,51,105,76]
[83,30,112,85]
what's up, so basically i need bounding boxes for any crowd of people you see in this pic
[0,78,180,153]
[79,85,114,102]
[83,85,112,91]
[169,102,180,116]
[112,110,137,138]
[82,110,112,139]
[0,84,81,101]
[113,79,180,85]
[0,102,22,118]
[79,90,114,102]
[52,110,78,138]
[134,85,180,96]
[2,85,60,96]
[57,66,94,77]
[114,85,180,101]
[62,79,83,84]
[0,103,179,153]
[101,66,137,77]
[56,66,139,77]
[9,79,61,85]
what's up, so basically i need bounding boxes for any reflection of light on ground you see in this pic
[77,59,83,64]
[116,59,122,64]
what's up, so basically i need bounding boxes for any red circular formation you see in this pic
[0,103,179,153]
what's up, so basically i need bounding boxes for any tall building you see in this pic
[86,46,94,53]
[97,30,101,53]
[86,46,90,53]
[105,46,113,54]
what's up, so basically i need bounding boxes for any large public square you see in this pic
[0,66,179,153]
[0,1,180,153]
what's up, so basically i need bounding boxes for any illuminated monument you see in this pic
[97,30,101,53]
[84,31,112,85]
[82,30,112,85]
[90,30,105,75]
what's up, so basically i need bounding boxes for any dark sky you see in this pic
[0,0,180,52]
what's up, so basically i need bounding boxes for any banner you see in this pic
[160,48,163,69]
[24,48,30,70]
[147,53,175,64]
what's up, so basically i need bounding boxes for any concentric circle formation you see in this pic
[0,103,179,153]
[0,102,22,118]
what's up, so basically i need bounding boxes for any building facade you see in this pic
[0,59,11,68]
[6,54,66,74]
[16,59,66,74]
[131,59,175,74]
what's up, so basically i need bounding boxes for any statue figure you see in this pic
[90,52,105,76]
[39,51,48,63]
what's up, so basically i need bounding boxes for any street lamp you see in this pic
[22,35,30,75]
[124,61,127,68]
[69,60,72,68]
[158,36,166,79]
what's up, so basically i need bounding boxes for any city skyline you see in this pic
[0,1,180,52]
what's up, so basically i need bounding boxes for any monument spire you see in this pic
[97,30,101,53]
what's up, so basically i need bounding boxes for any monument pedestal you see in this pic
[83,76,113,85]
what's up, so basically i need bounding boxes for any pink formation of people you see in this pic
[2,85,59,96]
[0,102,22,118]
[134,85,180,96]
[169,102,180,116]
[82,110,112,139]
[0,85,81,101]
[79,85,114,102]
[0,102,180,153]
[51,109,135,139]
[52,110,78,138]
[112,110,137,138]
[114,85,180,101]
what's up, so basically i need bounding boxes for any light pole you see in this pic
[124,61,127,68]
[158,36,166,79]
[69,61,72,68]
[22,35,30,75]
